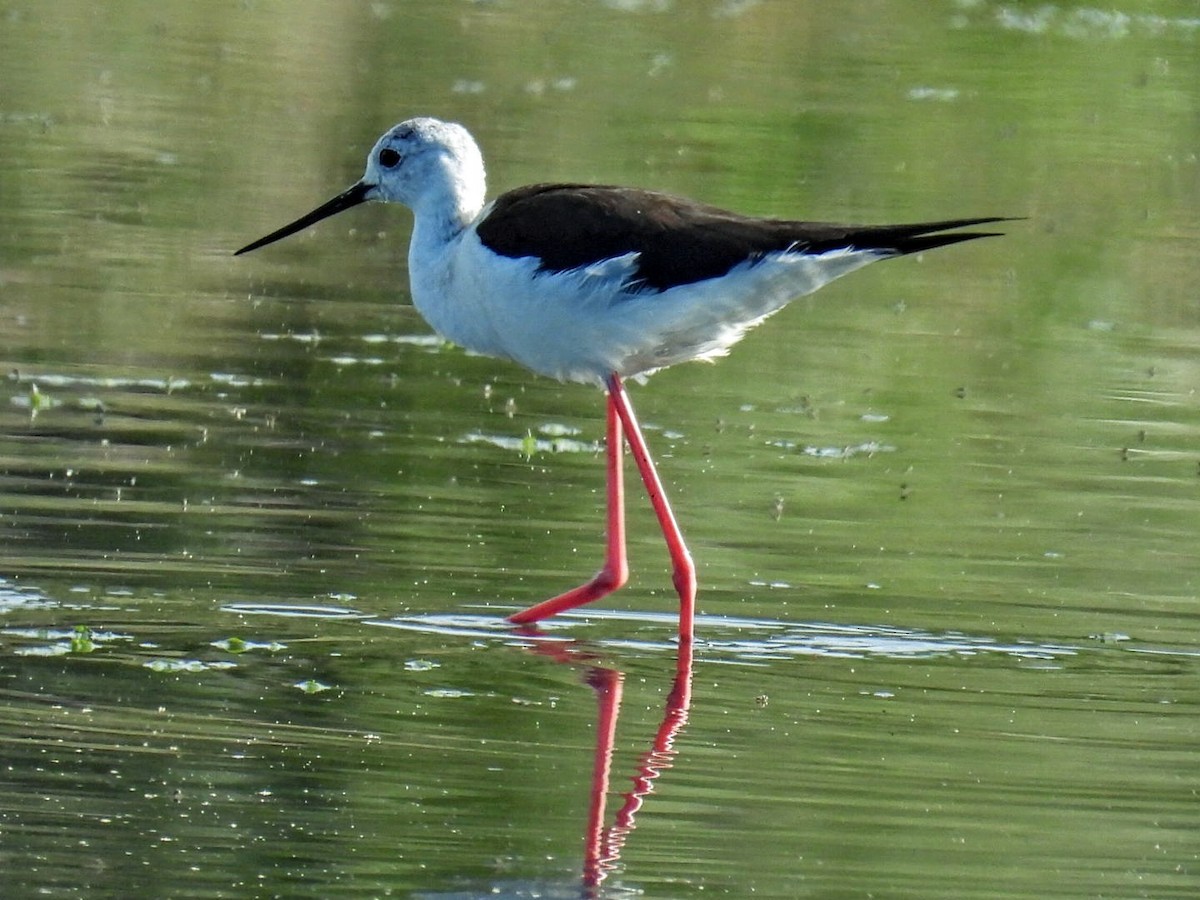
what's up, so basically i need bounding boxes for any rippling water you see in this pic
[3,2,1199,897]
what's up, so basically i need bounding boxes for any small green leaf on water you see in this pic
[212,637,286,653]
[143,658,237,673]
[520,430,537,458]
[69,625,96,654]
[404,658,439,672]
[294,679,332,694]
[21,383,60,420]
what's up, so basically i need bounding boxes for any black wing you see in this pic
[475,183,1011,293]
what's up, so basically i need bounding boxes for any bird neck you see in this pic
[411,157,487,244]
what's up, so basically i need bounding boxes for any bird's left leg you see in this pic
[507,389,629,624]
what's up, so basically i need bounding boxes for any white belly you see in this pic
[409,228,886,386]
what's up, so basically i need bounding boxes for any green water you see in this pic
[2,2,1198,897]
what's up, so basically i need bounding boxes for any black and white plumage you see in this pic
[237,117,1007,386]
[236,116,1011,639]
[477,182,1002,293]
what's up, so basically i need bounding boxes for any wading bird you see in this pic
[237,117,1010,645]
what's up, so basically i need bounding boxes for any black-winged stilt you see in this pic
[237,116,1012,645]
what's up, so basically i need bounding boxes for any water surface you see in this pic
[2,2,1199,897]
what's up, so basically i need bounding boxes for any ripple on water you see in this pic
[356,607,1081,665]
[221,602,368,619]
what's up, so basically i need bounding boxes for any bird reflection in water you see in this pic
[517,628,694,896]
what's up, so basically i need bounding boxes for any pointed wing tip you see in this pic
[937,215,1026,232]
[893,220,1022,255]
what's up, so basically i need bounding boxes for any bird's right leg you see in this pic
[606,374,696,646]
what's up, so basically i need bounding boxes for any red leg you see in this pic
[507,390,629,624]
[606,374,696,645]
[581,667,623,890]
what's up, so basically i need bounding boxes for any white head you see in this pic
[236,117,487,256]
[363,118,485,217]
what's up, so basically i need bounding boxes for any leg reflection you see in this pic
[519,632,694,894]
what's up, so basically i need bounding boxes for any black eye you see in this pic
[379,148,401,168]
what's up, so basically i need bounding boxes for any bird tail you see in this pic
[845,217,1019,256]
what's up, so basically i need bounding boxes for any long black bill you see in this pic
[235,181,373,255]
